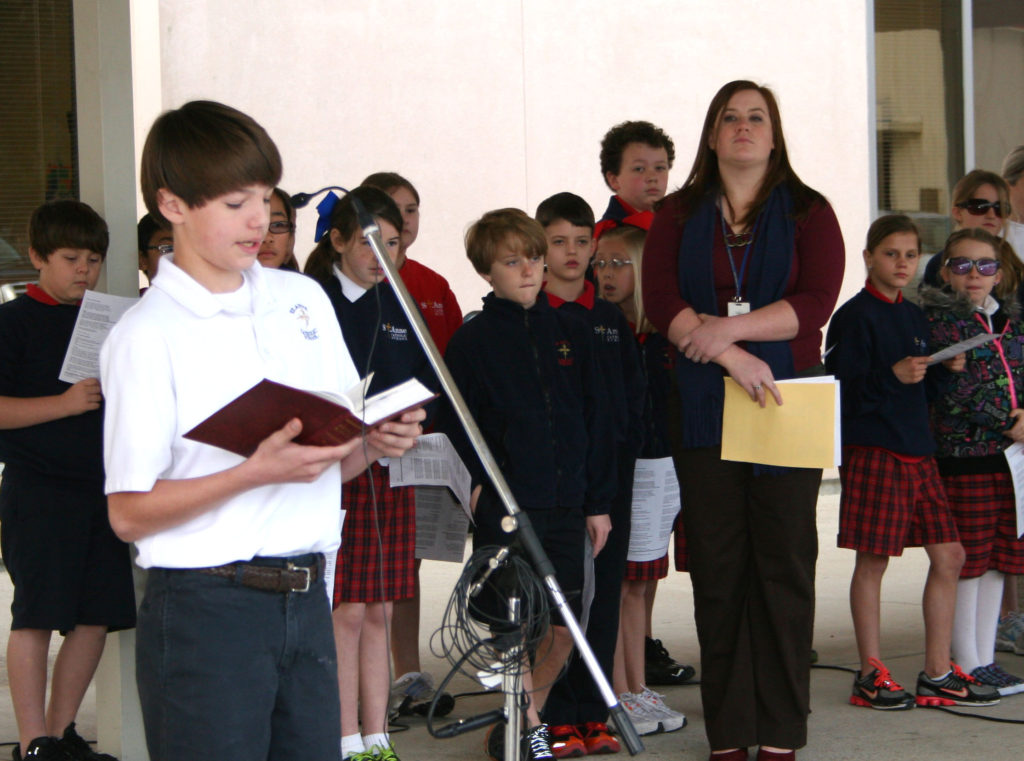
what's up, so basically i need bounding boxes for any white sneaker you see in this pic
[612,692,661,736]
[636,687,687,732]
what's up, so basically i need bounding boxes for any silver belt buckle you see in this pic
[287,562,312,593]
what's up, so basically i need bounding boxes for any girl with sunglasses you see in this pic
[920,170,1024,298]
[921,226,1024,696]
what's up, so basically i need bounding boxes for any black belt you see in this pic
[195,556,321,593]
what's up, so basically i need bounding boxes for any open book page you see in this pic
[388,432,472,515]
[60,290,139,383]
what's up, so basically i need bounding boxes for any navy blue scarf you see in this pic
[675,184,796,448]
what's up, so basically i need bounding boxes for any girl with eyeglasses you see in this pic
[257,187,299,270]
[595,223,693,735]
[921,226,1024,697]
[920,170,1024,298]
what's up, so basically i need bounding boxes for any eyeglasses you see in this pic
[955,198,1007,217]
[592,259,633,270]
[145,244,173,256]
[267,221,295,235]
[944,256,1000,276]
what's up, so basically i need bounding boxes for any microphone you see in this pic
[432,708,505,739]
[469,546,510,599]
[290,186,349,209]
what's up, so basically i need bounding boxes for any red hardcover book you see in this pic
[183,375,436,457]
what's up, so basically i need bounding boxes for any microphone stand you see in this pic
[346,195,643,756]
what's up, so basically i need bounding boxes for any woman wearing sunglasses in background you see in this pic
[920,170,1024,301]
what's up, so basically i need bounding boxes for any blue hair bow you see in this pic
[314,191,341,242]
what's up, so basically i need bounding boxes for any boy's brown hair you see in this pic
[29,199,109,260]
[140,100,282,226]
[465,208,547,275]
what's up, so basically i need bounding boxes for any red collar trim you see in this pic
[545,280,595,309]
[25,283,63,305]
[865,279,902,304]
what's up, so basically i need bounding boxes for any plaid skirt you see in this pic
[942,472,1024,578]
[838,447,959,556]
[333,463,415,605]
[625,554,669,582]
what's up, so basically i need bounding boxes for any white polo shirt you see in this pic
[101,257,359,569]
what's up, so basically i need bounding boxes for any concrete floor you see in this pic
[0,486,1021,760]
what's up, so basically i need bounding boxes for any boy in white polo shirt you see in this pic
[100,100,424,761]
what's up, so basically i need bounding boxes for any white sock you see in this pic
[952,576,981,672]
[976,570,1005,666]
[364,732,390,751]
[341,733,365,759]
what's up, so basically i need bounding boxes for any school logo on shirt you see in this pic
[593,324,620,344]
[420,299,445,317]
[382,322,409,342]
[555,340,574,366]
[290,304,319,341]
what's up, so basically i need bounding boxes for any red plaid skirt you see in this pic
[672,511,689,572]
[941,472,1024,578]
[625,554,668,581]
[838,447,959,556]
[333,463,415,605]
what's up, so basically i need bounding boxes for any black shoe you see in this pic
[485,723,505,761]
[916,663,1000,707]
[14,737,74,760]
[849,658,914,710]
[522,725,554,761]
[57,724,116,761]
[644,637,696,685]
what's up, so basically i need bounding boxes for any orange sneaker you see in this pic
[578,722,619,755]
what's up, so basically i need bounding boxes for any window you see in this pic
[0,0,77,285]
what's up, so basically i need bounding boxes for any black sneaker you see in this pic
[14,736,74,760]
[484,723,504,761]
[849,658,914,710]
[915,662,1001,707]
[522,725,554,761]
[644,637,696,685]
[57,724,117,761]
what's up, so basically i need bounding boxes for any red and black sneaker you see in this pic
[548,725,587,759]
[849,657,914,710]
[578,722,619,755]
[915,662,1001,707]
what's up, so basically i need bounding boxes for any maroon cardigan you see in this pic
[641,192,845,372]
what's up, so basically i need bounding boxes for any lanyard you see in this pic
[972,312,1018,410]
[719,209,759,302]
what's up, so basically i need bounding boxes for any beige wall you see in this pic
[152,0,873,315]
[973,26,1024,174]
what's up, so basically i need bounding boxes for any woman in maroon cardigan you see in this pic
[642,80,844,761]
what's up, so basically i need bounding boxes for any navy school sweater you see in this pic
[0,289,104,481]
[825,284,941,456]
[438,291,614,515]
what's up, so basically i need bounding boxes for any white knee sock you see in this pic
[976,569,1005,667]
[952,576,981,672]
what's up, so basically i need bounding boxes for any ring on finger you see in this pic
[753,384,762,391]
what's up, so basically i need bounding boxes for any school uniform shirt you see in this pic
[439,291,614,516]
[101,257,360,569]
[399,258,463,355]
[825,281,937,456]
[0,285,103,481]
[322,266,437,401]
[593,195,655,241]
[545,280,645,456]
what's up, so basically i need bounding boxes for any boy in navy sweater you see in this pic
[533,193,660,754]
[826,214,997,710]
[440,208,613,761]
[0,200,135,761]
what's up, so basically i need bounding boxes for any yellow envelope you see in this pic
[721,376,839,469]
